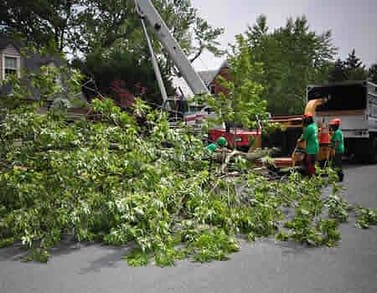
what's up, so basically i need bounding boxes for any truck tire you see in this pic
[353,139,366,163]
[353,137,377,164]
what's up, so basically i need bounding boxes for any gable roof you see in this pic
[197,70,218,86]
[197,60,230,86]
[0,36,21,51]
[0,34,64,70]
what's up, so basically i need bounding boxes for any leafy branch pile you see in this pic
[1,98,375,266]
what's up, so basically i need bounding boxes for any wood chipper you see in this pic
[264,97,333,171]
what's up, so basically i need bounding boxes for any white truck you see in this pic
[307,80,377,163]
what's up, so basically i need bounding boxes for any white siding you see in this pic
[1,44,21,80]
[3,44,19,56]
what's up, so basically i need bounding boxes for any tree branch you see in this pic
[189,41,204,63]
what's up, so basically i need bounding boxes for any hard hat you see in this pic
[329,118,341,125]
[304,112,313,118]
[216,136,227,147]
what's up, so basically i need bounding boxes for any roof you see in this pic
[0,35,63,70]
[0,35,67,101]
[197,70,218,86]
[197,60,230,86]
[24,55,64,71]
[0,35,21,51]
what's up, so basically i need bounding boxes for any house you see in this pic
[0,36,90,107]
[0,37,22,80]
[172,60,231,98]
[0,36,65,98]
[0,36,64,81]
[197,60,231,96]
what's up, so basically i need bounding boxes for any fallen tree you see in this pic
[1,96,376,266]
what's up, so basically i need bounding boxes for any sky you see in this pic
[189,0,377,71]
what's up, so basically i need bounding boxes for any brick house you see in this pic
[198,60,231,96]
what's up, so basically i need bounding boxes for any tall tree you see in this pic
[205,34,267,131]
[243,16,336,115]
[0,0,80,53]
[343,49,368,80]
[369,63,377,84]
[328,58,347,82]
[0,0,223,63]
[0,0,224,106]
[344,49,363,69]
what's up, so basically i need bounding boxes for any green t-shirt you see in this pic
[303,122,319,155]
[331,129,345,154]
[206,143,218,153]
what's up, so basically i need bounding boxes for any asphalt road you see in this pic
[1,164,376,293]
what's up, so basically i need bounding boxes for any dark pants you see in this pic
[332,153,344,182]
[304,154,317,176]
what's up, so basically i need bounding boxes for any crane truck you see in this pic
[134,0,209,118]
[134,0,259,149]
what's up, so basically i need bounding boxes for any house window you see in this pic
[3,56,19,79]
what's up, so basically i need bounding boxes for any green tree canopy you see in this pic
[328,49,369,82]
[328,58,347,82]
[204,34,267,131]
[343,49,368,80]
[243,15,336,115]
[0,0,81,53]
[74,49,173,107]
[0,0,223,62]
[1,0,224,107]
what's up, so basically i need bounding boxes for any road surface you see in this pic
[1,164,376,293]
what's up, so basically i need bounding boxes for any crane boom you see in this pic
[134,0,210,96]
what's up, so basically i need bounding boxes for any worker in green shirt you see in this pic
[205,136,230,166]
[299,113,319,176]
[329,118,344,182]
[206,136,228,153]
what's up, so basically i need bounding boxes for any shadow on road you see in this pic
[0,236,134,274]
[0,237,88,262]
[0,244,29,262]
[78,247,129,274]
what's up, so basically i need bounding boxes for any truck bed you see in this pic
[307,81,377,138]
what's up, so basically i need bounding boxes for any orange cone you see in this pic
[318,123,331,162]
[318,125,331,145]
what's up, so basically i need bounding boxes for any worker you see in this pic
[205,136,230,168]
[329,118,344,182]
[299,113,319,176]
[206,136,228,153]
